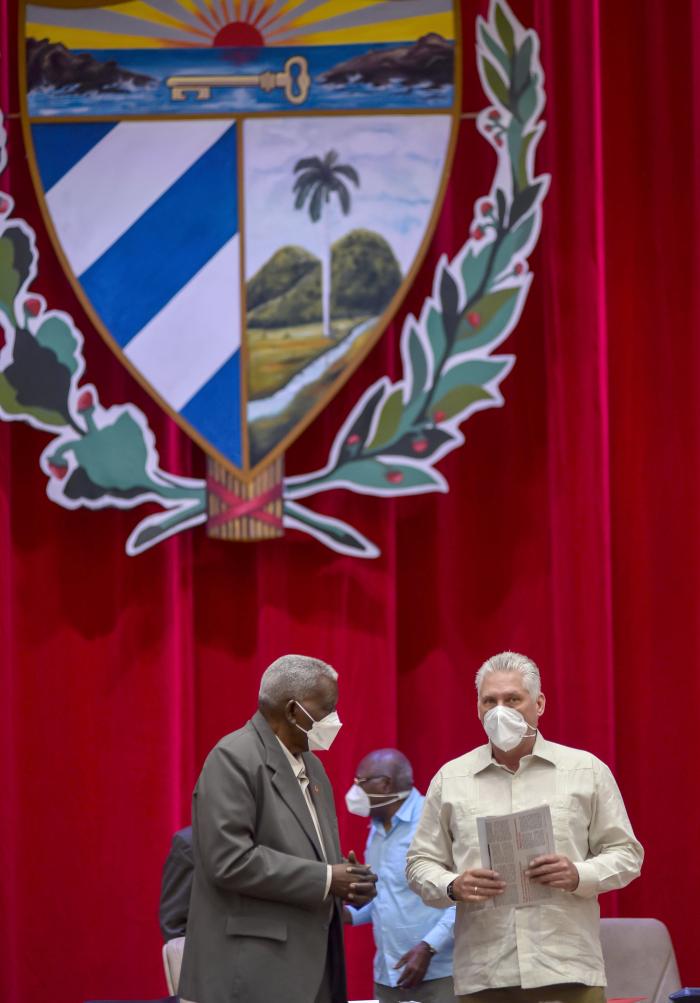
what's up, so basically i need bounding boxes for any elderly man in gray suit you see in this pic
[179,654,378,1003]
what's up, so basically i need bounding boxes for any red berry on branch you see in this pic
[0,197,9,213]
[467,311,481,328]
[346,433,361,445]
[482,201,493,213]
[494,136,503,147]
[48,462,68,479]
[473,227,485,240]
[77,389,94,412]
[489,109,500,120]
[412,437,429,454]
[514,262,525,275]
[25,297,41,317]
[385,470,404,485]
[433,410,447,423]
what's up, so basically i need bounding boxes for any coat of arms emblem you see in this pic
[21,0,460,537]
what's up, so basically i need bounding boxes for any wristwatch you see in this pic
[421,941,437,956]
[446,879,456,901]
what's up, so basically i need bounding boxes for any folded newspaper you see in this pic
[476,804,556,907]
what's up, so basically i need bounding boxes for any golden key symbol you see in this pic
[166,55,310,105]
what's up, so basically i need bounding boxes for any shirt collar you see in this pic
[370,786,420,830]
[529,732,558,765]
[395,786,420,821]
[275,735,304,778]
[472,731,557,775]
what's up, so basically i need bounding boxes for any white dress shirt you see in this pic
[406,734,643,996]
[276,737,332,898]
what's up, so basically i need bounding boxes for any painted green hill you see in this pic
[247,229,402,328]
[246,245,318,312]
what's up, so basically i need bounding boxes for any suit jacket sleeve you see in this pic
[159,831,194,941]
[194,743,328,910]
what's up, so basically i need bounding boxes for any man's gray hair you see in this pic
[475,651,541,699]
[258,654,338,709]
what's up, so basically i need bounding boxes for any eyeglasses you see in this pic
[353,775,390,786]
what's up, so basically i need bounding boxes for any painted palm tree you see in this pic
[292,149,360,337]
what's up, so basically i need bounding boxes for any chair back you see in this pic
[601,918,681,1003]
[161,936,186,996]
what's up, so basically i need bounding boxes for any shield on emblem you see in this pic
[21,0,460,537]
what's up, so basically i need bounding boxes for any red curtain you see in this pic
[1,3,698,1002]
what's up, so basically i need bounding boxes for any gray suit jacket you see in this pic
[178,712,347,1003]
[159,825,193,941]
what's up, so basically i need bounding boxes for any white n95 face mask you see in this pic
[483,705,536,752]
[344,784,412,817]
[294,702,342,751]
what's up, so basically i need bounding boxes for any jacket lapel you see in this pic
[251,712,325,861]
[303,752,341,865]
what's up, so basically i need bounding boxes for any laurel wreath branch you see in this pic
[283,0,549,558]
[0,112,207,555]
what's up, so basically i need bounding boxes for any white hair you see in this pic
[258,654,337,708]
[474,651,541,699]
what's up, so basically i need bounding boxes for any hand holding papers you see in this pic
[477,805,556,907]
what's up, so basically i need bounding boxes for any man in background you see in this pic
[346,748,456,1003]
[407,651,643,1003]
[178,654,377,1003]
[159,825,193,941]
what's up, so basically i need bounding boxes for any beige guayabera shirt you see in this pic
[405,734,643,996]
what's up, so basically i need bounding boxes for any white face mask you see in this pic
[294,701,342,751]
[344,783,412,817]
[483,705,536,752]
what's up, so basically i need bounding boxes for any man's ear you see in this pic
[536,692,546,716]
[284,699,298,724]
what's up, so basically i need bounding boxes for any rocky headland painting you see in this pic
[26,38,154,94]
[318,33,453,89]
[25,34,454,117]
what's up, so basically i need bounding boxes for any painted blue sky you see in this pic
[244,114,452,277]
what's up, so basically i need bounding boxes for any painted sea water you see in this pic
[28,43,455,117]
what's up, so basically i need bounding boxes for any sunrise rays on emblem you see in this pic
[26,0,455,50]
